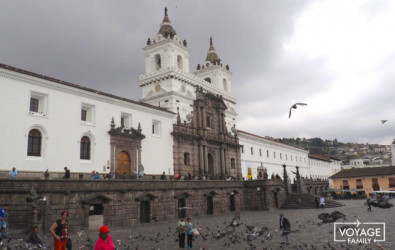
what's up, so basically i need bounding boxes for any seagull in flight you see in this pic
[289,103,307,118]
[381,120,388,124]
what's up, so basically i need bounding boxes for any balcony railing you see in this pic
[356,185,364,189]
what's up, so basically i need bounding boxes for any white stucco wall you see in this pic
[0,67,174,175]
[238,131,309,181]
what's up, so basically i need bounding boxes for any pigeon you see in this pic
[289,103,307,118]
[381,120,388,124]
[318,211,346,223]
[369,197,393,208]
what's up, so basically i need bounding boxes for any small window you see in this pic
[241,146,244,154]
[280,153,282,160]
[204,77,211,83]
[267,150,269,158]
[30,98,39,112]
[273,152,276,159]
[29,91,48,116]
[152,120,161,136]
[80,136,91,160]
[89,204,104,215]
[81,104,95,124]
[286,154,288,160]
[356,179,363,189]
[251,147,254,155]
[27,129,42,156]
[81,109,87,121]
[389,178,395,188]
[121,113,132,128]
[343,180,349,189]
[184,152,190,165]
[155,54,161,70]
[231,158,235,168]
[259,149,262,157]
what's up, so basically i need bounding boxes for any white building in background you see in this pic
[238,130,310,181]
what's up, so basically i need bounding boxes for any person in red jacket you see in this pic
[94,225,115,250]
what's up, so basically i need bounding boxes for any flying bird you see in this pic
[289,103,307,118]
[381,120,388,124]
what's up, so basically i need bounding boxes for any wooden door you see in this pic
[117,151,131,178]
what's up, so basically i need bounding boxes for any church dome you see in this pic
[158,7,177,38]
[205,37,221,64]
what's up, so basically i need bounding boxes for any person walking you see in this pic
[319,196,325,208]
[367,198,372,212]
[9,167,18,179]
[0,204,8,239]
[63,167,70,179]
[94,225,115,250]
[185,217,194,249]
[177,217,186,248]
[50,211,69,250]
[279,213,291,245]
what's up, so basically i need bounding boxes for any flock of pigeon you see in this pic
[1,198,393,250]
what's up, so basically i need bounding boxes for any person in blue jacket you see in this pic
[185,217,194,248]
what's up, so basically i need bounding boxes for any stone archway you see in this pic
[117,151,131,178]
[207,153,214,177]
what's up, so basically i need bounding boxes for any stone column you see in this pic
[220,148,224,178]
[224,148,228,176]
[199,144,204,175]
[203,145,208,174]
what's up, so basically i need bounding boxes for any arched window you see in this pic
[27,129,42,156]
[177,55,183,70]
[204,77,211,83]
[223,78,228,91]
[80,136,91,160]
[155,54,161,70]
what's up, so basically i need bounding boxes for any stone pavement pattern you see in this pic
[5,200,394,249]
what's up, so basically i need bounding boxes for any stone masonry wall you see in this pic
[0,179,286,233]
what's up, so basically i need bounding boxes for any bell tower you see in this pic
[194,38,237,132]
[139,8,194,119]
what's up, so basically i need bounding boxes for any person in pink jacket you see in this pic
[94,225,115,250]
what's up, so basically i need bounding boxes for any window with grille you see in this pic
[80,136,91,160]
[27,129,41,156]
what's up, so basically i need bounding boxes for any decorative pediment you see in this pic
[108,126,145,139]
[135,193,157,202]
[204,191,219,197]
[81,194,112,204]
[226,190,239,195]
[174,192,192,199]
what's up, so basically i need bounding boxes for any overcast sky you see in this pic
[1,0,395,145]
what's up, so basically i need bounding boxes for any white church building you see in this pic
[0,8,336,181]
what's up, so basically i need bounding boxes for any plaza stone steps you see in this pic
[280,193,345,209]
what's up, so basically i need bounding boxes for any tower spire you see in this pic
[205,37,221,64]
[158,7,176,38]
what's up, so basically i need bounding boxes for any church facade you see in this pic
[0,8,337,181]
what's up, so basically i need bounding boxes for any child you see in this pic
[26,226,43,245]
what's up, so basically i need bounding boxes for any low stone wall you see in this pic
[0,179,286,233]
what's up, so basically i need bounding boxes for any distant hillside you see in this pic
[275,137,391,162]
